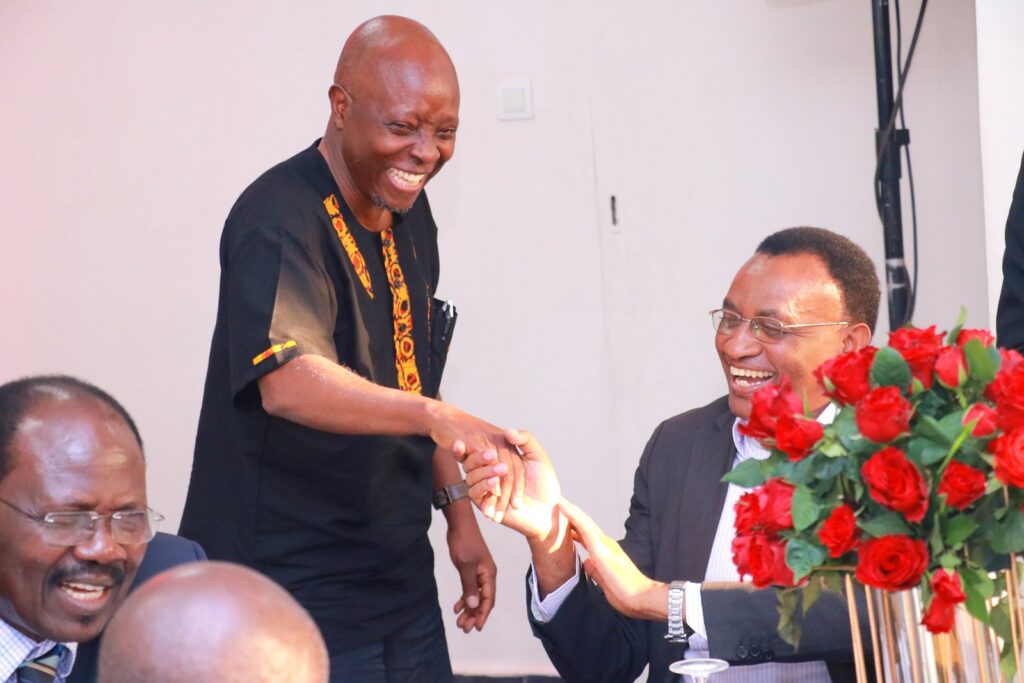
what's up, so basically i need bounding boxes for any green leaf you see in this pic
[870,346,912,390]
[820,571,844,595]
[946,307,968,345]
[818,438,848,458]
[963,338,998,385]
[989,509,1024,554]
[942,515,980,546]
[906,436,949,466]
[802,576,823,615]
[791,485,821,532]
[814,455,848,480]
[785,538,827,582]
[986,476,1003,494]
[858,512,913,538]
[917,415,956,446]
[938,552,961,570]
[776,589,802,649]
[961,567,995,623]
[721,458,768,487]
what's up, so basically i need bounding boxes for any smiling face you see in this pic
[326,47,459,227]
[716,252,863,420]
[0,395,146,642]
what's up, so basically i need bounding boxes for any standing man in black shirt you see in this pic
[180,15,523,682]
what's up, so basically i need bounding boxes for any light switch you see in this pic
[497,79,533,121]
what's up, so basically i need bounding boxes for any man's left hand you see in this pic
[446,513,497,632]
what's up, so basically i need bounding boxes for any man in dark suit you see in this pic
[463,227,880,682]
[66,533,207,683]
[996,149,1024,351]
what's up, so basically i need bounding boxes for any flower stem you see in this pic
[938,425,972,477]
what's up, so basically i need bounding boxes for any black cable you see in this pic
[894,0,920,321]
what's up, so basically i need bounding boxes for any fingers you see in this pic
[474,561,496,631]
[451,439,467,463]
[456,559,482,633]
[559,497,602,550]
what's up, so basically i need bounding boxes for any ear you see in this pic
[327,84,351,130]
[842,322,873,353]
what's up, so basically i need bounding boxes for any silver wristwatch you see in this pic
[432,481,470,509]
[665,580,688,644]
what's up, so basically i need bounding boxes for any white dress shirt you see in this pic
[0,617,76,683]
[530,404,837,682]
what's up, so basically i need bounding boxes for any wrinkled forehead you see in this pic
[6,397,145,504]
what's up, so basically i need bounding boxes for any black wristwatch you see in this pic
[432,481,470,509]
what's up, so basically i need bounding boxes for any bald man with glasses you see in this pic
[463,227,880,683]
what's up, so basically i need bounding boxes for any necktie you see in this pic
[16,645,66,683]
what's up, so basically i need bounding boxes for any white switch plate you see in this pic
[497,79,533,121]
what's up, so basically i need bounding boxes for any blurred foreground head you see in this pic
[97,561,328,683]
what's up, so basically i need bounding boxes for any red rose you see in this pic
[889,326,945,390]
[758,478,795,532]
[855,535,929,591]
[986,353,1024,432]
[956,328,994,348]
[732,533,794,588]
[814,347,878,405]
[991,428,1024,488]
[775,415,824,461]
[921,570,966,634]
[733,492,761,535]
[938,461,986,509]
[739,378,804,440]
[818,504,860,558]
[934,346,967,388]
[862,446,929,523]
[963,403,998,438]
[856,386,912,443]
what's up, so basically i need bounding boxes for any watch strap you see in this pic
[432,481,470,509]
[665,580,688,644]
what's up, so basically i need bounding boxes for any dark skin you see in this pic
[0,394,147,643]
[99,562,329,683]
[257,16,524,633]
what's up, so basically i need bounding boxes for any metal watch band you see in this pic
[432,481,470,509]
[665,580,688,644]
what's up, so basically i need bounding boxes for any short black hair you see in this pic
[0,375,143,482]
[756,226,881,333]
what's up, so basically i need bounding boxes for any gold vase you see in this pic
[864,586,1003,683]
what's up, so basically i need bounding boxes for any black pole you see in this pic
[872,0,911,329]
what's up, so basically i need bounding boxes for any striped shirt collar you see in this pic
[0,617,77,683]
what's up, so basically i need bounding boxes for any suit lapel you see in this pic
[677,406,737,580]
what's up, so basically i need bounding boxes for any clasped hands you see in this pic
[457,430,668,621]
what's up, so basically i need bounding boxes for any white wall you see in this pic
[976,0,1024,329]
[0,1,991,676]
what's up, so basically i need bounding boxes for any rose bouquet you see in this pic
[725,311,1024,676]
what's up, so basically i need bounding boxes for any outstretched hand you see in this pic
[559,497,666,621]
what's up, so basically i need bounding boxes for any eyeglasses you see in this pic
[709,308,849,344]
[0,497,164,547]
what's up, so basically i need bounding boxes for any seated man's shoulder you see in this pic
[657,395,733,436]
[135,532,208,585]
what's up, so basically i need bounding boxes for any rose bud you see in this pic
[775,414,824,461]
[856,386,912,443]
[862,446,929,523]
[956,328,995,348]
[934,346,967,389]
[814,347,878,405]
[889,325,945,390]
[991,427,1024,489]
[938,461,987,510]
[963,403,998,438]
[818,504,860,558]
[739,377,803,441]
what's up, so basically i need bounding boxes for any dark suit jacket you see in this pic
[66,532,207,683]
[529,396,868,683]
[997,149,1024,351]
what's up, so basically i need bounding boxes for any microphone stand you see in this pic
[872,0,912,329]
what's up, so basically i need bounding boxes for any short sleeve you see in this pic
[224,221,339,399]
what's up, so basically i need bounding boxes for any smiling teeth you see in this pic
[730,366,773,379]
[388,168,425,189]
[62,582,108,601]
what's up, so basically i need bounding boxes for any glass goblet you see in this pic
[668,657,730,682]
